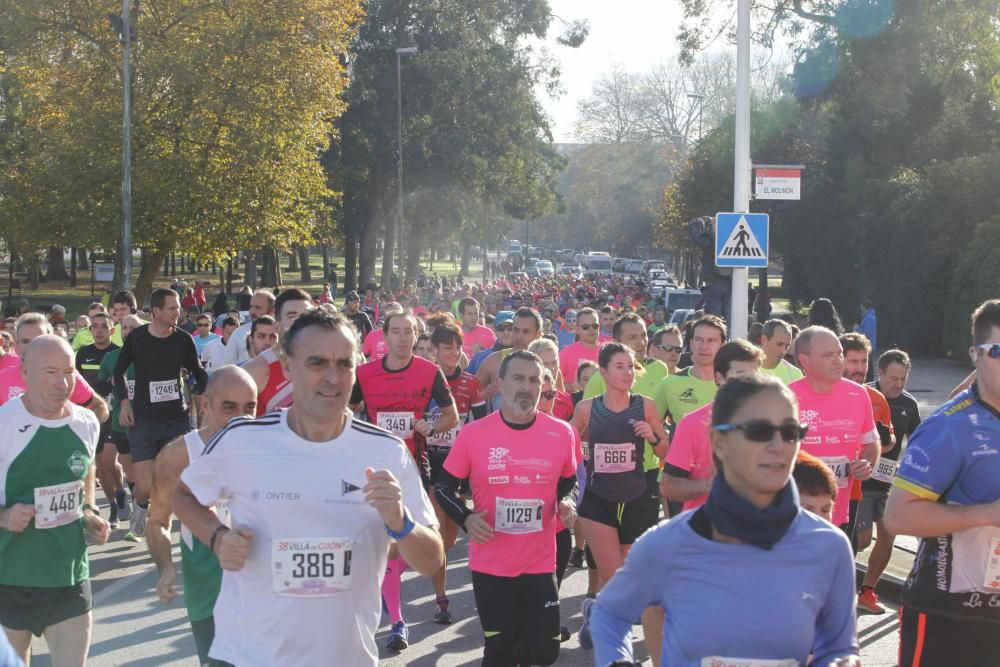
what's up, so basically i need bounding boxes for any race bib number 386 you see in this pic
[272,537,353,596]
[34,480,84,529]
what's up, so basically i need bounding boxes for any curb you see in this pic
[855,562,906,599]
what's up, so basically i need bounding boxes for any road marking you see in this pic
[93,563,158,606]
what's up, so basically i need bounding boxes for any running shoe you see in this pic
[123,530,141,543]
[560,626,571,642]
[578,597,595,650]
[385,621,409,651]
[116,488,131,521]
[568,548,585,568]
[857,588,887,614]
[108,504,119,530]
[129,500,148,540]
[433,599,453,624]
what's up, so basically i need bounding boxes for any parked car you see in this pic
[642,260,667,277]
[668,308,695,327]
[535,260,554,277]
[506,272,529,283]
[613,257,628,273]
[559,263,583,279]
[626,259,645,274]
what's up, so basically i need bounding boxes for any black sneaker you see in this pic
[560,626,571,642]
[569,548,585,568]
[433,599,453,624]
[108,504,119,530]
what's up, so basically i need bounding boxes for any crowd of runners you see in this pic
[0,267,997,666]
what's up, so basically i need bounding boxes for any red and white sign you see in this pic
[755,168,801,200]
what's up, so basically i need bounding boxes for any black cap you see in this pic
[345,290,360,301]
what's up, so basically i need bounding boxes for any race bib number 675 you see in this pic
[272,537,353,597]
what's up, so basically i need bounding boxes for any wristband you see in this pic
[385,508,415,540]
[209,525,230,554]
[82,503,101,517]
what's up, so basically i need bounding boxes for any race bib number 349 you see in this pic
[272,537,353,597]
[34,480,84,529]
[378,411,415,439]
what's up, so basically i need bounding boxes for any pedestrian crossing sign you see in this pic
[715,213,769,268]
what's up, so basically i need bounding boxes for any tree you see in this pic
[329,0,586,288]
[0,0,363,302]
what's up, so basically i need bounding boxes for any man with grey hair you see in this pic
[0,313,109,424]
[759,318,803,384]
[790,325,879,534]
[0,335,110,665]
[219,289,276,366]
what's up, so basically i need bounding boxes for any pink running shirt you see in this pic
[663,401,714,511]
[361,329,387,362]
[443,411,578,577]
[558,342,599,389]
[790,377,878,526]
[461,324,497,357]
[0,364,95,406]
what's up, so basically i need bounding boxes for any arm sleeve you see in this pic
[471,403,488,421]
[95,354,115,396]
[811,532,861,664]
[591,527,666,665]
[430,369,454,408]
[556,475,578,504]
[113,331,135,402]
[183,335,209,395]
[434,469,472,529]
[350,379,364,406]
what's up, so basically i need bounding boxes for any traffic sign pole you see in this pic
[730,0,752,340]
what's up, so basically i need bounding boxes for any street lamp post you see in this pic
[108,1,134,291]
[396,47,418,282]
[686,93,704,142]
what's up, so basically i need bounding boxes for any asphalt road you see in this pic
[23,357,969,666]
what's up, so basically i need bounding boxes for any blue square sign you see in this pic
[715,213,769,268]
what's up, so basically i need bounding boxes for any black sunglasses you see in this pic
[657,344,683,354]
[578,323,599,331]
[713,420,808,443]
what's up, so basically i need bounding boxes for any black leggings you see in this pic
[555,528,572,587]
[472,571,561,666]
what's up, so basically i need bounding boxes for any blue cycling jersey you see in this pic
[894,384,1000,622]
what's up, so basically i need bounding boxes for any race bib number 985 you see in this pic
[870,457,898,484]
[496,497,544,534]
[34,480,84,529]
[272,537,353,597]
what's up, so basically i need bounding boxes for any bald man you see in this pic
[146,365,258,666]
[0,335,110,666]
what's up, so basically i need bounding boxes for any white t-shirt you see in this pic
[200,338,230,374]
[181,409,436,667]
[218,321,252,366]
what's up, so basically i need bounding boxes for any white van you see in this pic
[508,239,522,256]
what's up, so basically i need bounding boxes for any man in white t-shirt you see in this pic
[219,289,275,366]
[173,309,443,666]
[201,316,240,373]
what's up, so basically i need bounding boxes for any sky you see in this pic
[538,0,690,143]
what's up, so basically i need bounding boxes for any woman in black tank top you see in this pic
[572,344,669,593]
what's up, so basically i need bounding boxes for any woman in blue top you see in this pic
[591,373,860,667]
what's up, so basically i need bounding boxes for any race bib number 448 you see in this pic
[272,537,353,597]
[34,480,84,529]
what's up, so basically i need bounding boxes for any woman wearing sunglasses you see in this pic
[590,373,860,667]
[573,343,669,649]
